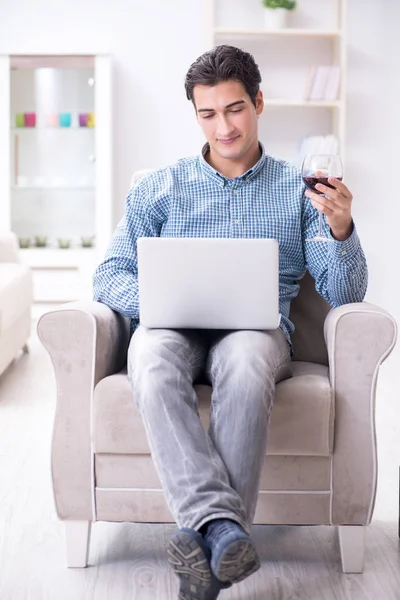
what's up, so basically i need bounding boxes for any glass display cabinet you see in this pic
[0,54,112,303]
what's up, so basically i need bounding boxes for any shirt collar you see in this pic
[199,142,267,187]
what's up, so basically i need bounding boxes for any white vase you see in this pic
[264,8,288,29]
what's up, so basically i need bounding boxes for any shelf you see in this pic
[11,186,95,191]
[20,247,96,268]
[11,126,95,131]
[215,28,342,38]
[209,0,346,163]
[263,99,342,108]
[1,52,113,304]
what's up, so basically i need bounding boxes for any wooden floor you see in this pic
[0,325,399,600]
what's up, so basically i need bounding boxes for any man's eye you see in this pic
[202,114,214,119]
[230,108,243,113]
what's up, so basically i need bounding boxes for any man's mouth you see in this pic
[218,136,239,145]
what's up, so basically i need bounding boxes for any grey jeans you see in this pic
[127,326,292,535]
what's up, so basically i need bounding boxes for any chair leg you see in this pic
[65,521,92,568]
[338,525,366,573]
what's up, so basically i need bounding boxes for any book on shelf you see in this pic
[304,65,341,101]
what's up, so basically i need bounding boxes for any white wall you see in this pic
[0,0,398,325]
[346,0,399,323]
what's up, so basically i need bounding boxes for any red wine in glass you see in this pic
[301,154,344,242]
[303,176,343,195]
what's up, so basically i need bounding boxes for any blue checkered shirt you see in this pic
[93,143,368,345]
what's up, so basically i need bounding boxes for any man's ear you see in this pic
[255,90,264,116]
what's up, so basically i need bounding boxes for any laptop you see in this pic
[137,237,280,330]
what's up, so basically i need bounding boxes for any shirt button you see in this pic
[341,250,347,256]
[232,190,238,194]
[234,219,239,224]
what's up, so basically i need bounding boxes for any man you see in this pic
[93,45,367,600]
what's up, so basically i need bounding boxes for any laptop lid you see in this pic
[137,237,280,330]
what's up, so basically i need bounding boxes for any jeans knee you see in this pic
[209,330,290,387]
[217,349,274,388]
[128,330,196,413]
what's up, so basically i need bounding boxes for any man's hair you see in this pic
[185,45,262,108]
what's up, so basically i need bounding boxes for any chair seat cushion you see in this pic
[0,263,32,333]
[93,361,334,457]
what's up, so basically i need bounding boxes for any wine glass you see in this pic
[301,154,343,242]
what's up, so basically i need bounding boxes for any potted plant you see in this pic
[261,0,297,29]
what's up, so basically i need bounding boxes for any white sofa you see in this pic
[0,231,33,377]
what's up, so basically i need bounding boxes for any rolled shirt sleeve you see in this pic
[93,177,160,320]
[302,193,368,307]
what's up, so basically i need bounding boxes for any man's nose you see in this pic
[217,115,235,138]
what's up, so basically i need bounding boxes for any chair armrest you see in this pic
[0,231,20,263]
[37,301,131,520]
[324,302,397,525]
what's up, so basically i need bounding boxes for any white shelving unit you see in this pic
[214,28,341,38]
[205,0,347,164]
[263,99,342,108]
[0,53,113,303]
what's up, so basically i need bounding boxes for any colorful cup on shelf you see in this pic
[46,113,59,128]
[15,113,24,128]
[59,112,72,127]
[24,112,36,127]
[87,112,95,128]
[79,113,88,127]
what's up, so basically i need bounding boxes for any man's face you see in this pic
[193,80,263,162]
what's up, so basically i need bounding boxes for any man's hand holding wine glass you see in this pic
[302,154,353,243]
[305,173,354,242]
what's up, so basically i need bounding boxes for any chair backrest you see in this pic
[130,169,331,366]
[289,270,330,365]
[130,169,153,189]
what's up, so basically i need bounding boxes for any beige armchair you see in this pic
[37,258,397,574]
[37,168,398,573]
[0,230,33,376]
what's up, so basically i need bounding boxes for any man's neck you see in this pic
[205,143,261,180]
